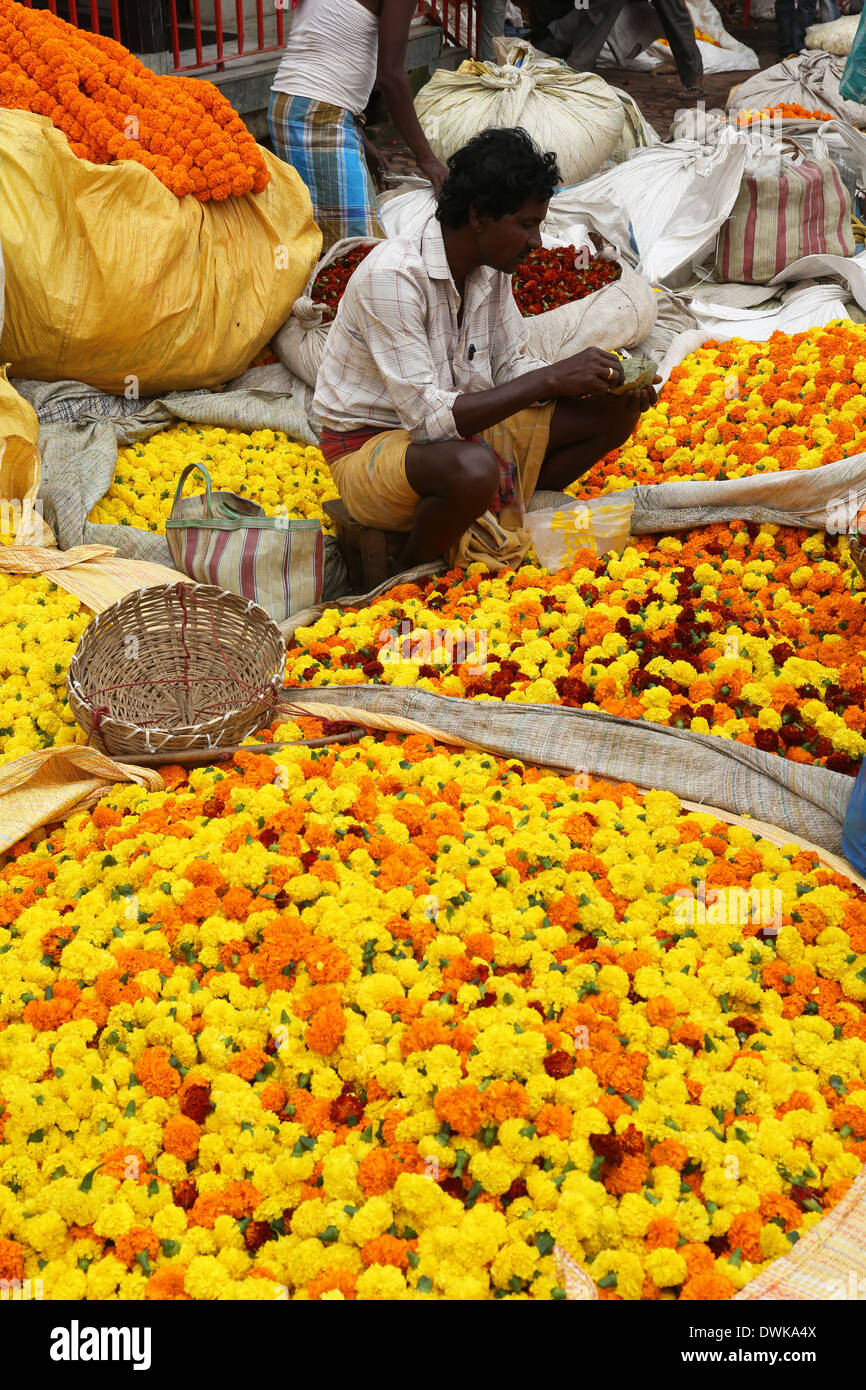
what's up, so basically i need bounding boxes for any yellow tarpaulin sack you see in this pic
[0,111,322,395]
[0,363,53,546]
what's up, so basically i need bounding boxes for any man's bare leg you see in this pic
[535,394,641,493]
[390,394,643,573]
[392,438,499,572]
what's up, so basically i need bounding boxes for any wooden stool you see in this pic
[324,497,405,593]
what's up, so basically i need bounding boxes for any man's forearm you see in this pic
[451,366,553,438]
[376,70,440,172]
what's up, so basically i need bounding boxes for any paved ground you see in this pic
[368,15,781,178]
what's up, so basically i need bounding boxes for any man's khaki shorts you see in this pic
[328,402,556,532]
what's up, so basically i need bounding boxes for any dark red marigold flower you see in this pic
[174,1180,197,1210]
[243,1220,274,1252]
[180,1084,213,1124]
[544,1050,575,1078]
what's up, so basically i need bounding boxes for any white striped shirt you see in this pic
[313,212,549,443]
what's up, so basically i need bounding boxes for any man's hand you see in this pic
[419,157,448,195]
[545,348,625,398]
[362,135,388,192]
[621,375,662,414]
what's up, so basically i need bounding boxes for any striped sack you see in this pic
[165,463,322,624]
[714,148,854,283]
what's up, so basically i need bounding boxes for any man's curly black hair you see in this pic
[435,127,561,229]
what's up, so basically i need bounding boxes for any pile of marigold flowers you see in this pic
[88,425,337,535]
[512,246,622,317]
[581,321,866,495]
[286,524,866,776]
[735,104,834,124]
[0,0,269,199]
[0,719,864,1301]
[0,574,87,766]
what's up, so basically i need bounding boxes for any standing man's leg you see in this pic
[793,0,819,52]
[777,0,796,57]
[651,0,704,93]
[547,0,628,71]
[478,0,509,61]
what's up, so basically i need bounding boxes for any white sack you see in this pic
[727,51,866,127]
[601,0,758,73]
[607,86,660,163]
[806,14,861,55]
[690,282,853,341]
[414,42,625,187]
[272,235,384,389]
[524,263,658,361]
[543,133,748,285]
[379,186,437,239]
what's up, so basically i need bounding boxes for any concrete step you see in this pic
[429,44,471,72]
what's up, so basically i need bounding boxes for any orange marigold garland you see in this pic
[0,0,269,200]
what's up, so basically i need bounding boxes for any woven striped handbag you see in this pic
[714,140,855,283]
[165,462,323,624]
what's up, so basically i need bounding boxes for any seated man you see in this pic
[314,126,657,574]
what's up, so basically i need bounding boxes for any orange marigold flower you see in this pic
[361,1234,413,1269]
[308,1268,358,1300]
[0,1237,24,1282]
[646,996,678,1029]
[681,1271,735,1300]
[227,1046,268,1081]
[357,1148,398,1197]
[534,1103,572,1139]
[114,1227,160,1269]
[434,1085,485,1136]
[649,1138,689,1171]
[145,1267,191,1300]
[136,1046,181,1098]
[305,1003,346,1055]
[162,1114,201,1161]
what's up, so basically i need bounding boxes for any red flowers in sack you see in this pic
[311,245,376,321]
[512,245,621,317]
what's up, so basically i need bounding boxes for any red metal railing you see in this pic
[18,0,478,73]
[18,0,123,39]
[416,0,480,58]
[168,1,286,76]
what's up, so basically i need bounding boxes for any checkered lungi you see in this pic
[268,91,386,253]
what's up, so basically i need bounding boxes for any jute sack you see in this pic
[714,141,855,283]
[524,262,658,362]
[272,236,384,389]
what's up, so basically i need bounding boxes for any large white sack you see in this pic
[542,133,747,286]
[414,42,625,188]
[601,0,758,74]
[379,186,437,240]
[690,282,853,342]
[727,51,866,126]
[272,235,384,388]
[607,86,660,162]
[524,263,658,361]
[806,14,861,56]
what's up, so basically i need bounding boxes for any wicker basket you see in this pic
[67,583,286,760]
